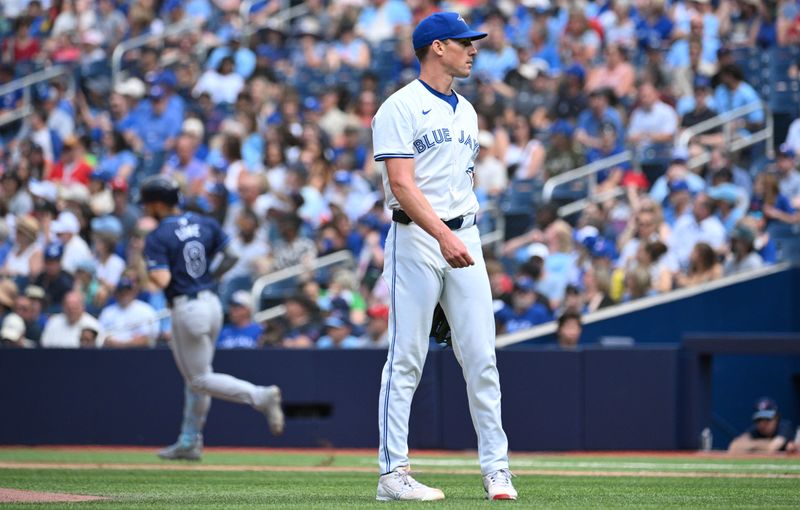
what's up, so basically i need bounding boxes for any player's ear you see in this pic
[431,39,446,57]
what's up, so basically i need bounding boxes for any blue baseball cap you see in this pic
[778,143,795,158]
[752,397,778,421]
[513,276,537,293]
[693,74,712,90]
[669,180,690,193]
[44,242,63,261]
[412,12,487,50]
[549,119,575,138]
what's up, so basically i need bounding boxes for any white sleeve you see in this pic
[372,97,415,162]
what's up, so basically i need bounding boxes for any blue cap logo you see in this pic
[412,12,487,50]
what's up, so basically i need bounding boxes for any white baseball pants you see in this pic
[378,221,509,475]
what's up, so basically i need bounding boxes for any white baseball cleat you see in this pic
[376,466,445,501]
[483,468,518,501]
[256,385,284,436]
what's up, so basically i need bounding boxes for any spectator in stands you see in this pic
[562,7,601,65]
[269,213,317,272]
[750,172,797,225]
[783,116,800,155]
[544,120,584,181]
[162,133,210,198]
[628,81,679,178]
[599,0,637,50]
[0,312,35,348]
[622,265,653,301]
[127,85,182,164]
[556,310,582,349]
[98,276,159,348]
[709,182,745,234]
[355,0,412,46]
[474,131,507,199]
[317,313,362,349]
[217,290,262,349]
[1,215,42,281]
[360,304,389,348]
[575,88,623,155]
[40,290,101,348]
[51,210,91,275]
[670,192,727,269]
[2,171,33,217]
[679,75,724,149]
[495,277,553,334]
[713,64,764,133]
[473,13,519,83]
[775,144,800,204]
[73,258,110,316]
[265,294,321,348]
[728,397,796,453]
[327,20,371,72]
[14,287,44,344]
[0,279,19,319]
[585,44,636,103]
[96,0,128,50]
[499,115,546,181]
[551,64,588,122]
[724,222,764,275]
[675,241,722,287]
[47,135,93,186]
[92,228,124,291]
[194,56,245,106]
[582,264,616,312]
[33,243,74,312]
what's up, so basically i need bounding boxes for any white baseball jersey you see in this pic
[372,79,480,220]
[371,79,510,478]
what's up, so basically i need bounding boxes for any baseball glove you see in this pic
[430,303,452,348]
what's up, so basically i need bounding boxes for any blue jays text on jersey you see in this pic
[412,128,481,159]
[144,212,230,302]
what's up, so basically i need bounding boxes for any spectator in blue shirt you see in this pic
[714,64,764,131]
[316,314,363,349]
[217,290,262,349]
[129,85,182,157]
[575,88,624,153]
[495,277,553,334]
[473,15,519,83]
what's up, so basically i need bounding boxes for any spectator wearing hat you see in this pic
[728,397,796,454]
[649,148,706,206]
[73,257,108,316]
[1,313,35,348]
[575,88,624,154]
[126,85,182,168]
[544,120,585,180]
[87,169,115,216]
[724,223,764,275]
[316,313,362,349]
[360,304,390,348]
[550,64,588,123]
[14,286,45,344]
[98,276,159,348]
[494,277,553,334]
[775,144,800,203]
[33,243,74,313]
[46,135,93,186]
[110,176,139,241]
[41,290,102,348]
[1,215,43,280]
[216,290,262,349]
[669,193,726,270]
[264,294,321,348]
[51,210,92,275]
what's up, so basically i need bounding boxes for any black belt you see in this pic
[168,291,202,307]
[392,209,474,230]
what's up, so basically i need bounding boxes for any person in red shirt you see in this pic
[1,17,41,67]
[47,135,94,186]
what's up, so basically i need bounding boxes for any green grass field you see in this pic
[0,447,798,509]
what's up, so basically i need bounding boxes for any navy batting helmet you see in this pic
[139,175,181,205]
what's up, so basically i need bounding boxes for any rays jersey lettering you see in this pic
[144,212,230,301]
[372,80,480,220]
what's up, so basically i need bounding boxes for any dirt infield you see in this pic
[0,487,107,503]
[1,461,798,480]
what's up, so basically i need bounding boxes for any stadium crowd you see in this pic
[1,0,799,350]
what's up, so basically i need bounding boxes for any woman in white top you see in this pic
[2,215,43,279]
[497,115,546,180]
[93,233,125,291]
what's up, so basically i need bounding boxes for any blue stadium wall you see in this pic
[0,268,797,451]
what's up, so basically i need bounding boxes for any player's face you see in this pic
[442,38,477,78]
[755,417,778,437]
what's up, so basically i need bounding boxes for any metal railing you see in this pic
[542,101,773,219]
[677,101,774,169]
[0,66,75,130]
[250,250,355,317]
[110,18,205,85]
[541,150,633,216]
[239,1,310,44]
